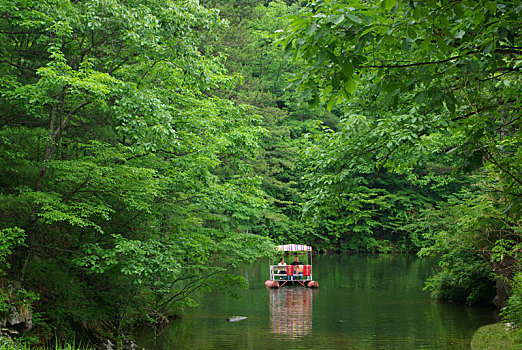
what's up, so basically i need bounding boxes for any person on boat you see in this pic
[278,258,287,280]
[291,256,304,277]
[291,256,303,266]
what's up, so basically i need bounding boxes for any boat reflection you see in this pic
[269,287,315,339]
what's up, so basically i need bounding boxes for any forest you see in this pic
[0,0,520,347]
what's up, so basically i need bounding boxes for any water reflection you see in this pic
[270,288,315,339]
[137,255,498,350]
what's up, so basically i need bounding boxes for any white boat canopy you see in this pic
[276,244,312,252]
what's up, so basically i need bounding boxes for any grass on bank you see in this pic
[0,339,90,350]
[471,323,520,350]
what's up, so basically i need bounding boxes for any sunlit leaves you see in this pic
[0,0,276,336]
[0,228,26,274]
[280,0,521,221]
[278,0,521,310]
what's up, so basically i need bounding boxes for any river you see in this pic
[138,254,498,349]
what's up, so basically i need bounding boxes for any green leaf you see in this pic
[415,91,428,104]
[486,1,497,14]
[453,4,465,18]
[326,49,339,64]
[283,41,293,59]
[435,36,448,54]
[346,14,362,24]
[322,84,333,102]
[342,60,353,79]
[413,7,422,20]
[402,38,411,51]
[327,93,338,111]
[483,41,494,54]
[315,51,326,68]
[381,0,397,11]
[443,94,456,113]
[331,14,345,25]
[306,23,318,37]
[344,77,357,94]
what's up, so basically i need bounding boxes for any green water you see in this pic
[138,255,498,349]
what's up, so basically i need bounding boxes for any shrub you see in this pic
[502,273,522,344]
[424,248,496,305]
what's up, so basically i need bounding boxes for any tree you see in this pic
[280,0,520,301]
[0,0,273,342]
[280,0,520,211]
[201,0,335,245]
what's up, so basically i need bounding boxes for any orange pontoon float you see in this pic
[265,244,318,289]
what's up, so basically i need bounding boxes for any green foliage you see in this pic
[0,0,276,343]
[0,340,89,350]
[280,0,521,224]
[278,0,521,310]
[414,183,520,305]
[0,0,519,344]
[502,273,522,343]
[471,323,520,350]
[0,283,40,335]
[0,228,25,274]
[281,0,521,117]
[300,116,472,251]
[200,0,334,245]
[423,248,495,305]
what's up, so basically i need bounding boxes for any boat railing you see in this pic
[269,265,312,281]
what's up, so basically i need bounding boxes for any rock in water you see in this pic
[226,316,247,322]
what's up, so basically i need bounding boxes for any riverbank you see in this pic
[471,323,519,350]
[0,341,85,350]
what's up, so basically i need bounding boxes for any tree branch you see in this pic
[451,105,497,122]
[37,98,93,189]
[159,268,228,311]
[0,59,37,72]
[359,56,460,69]
[486,152,522,187]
